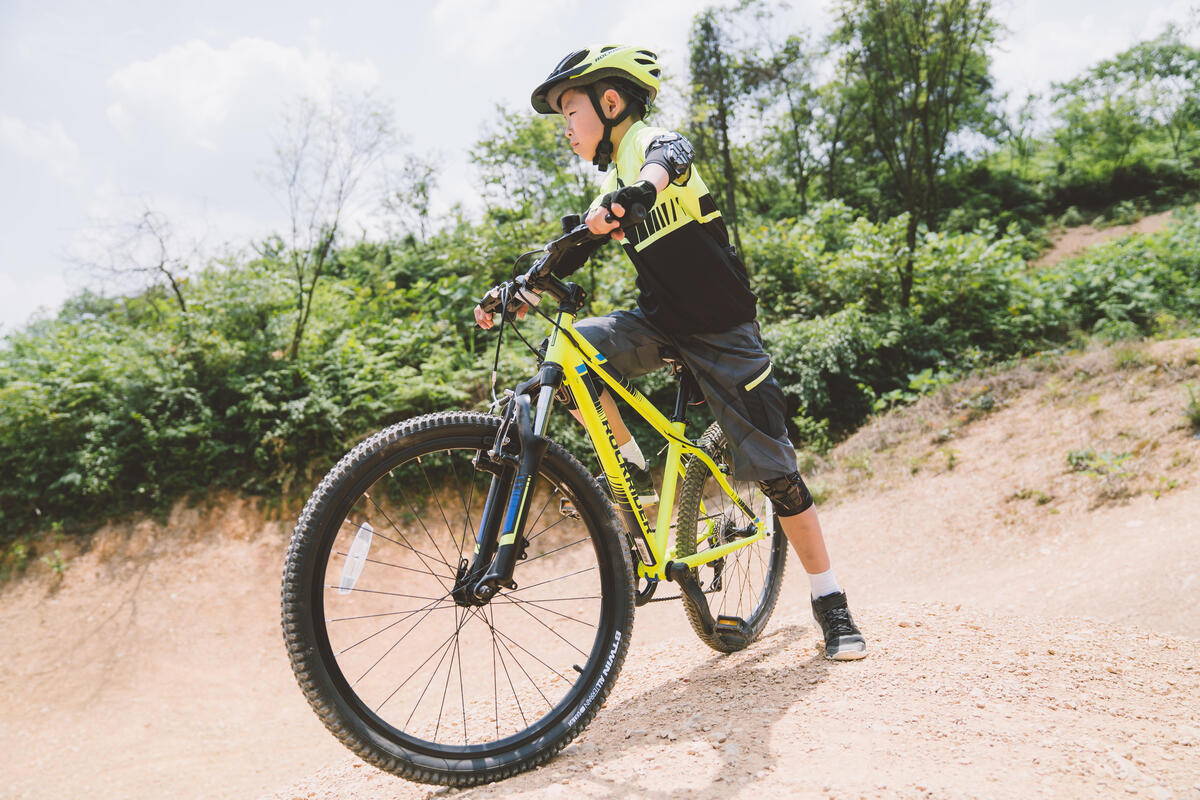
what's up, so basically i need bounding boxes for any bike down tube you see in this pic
[544,312,767,577]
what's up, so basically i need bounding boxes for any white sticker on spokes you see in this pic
[339,521,374,594]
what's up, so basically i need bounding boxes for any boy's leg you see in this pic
[673,322,866,660]
[776,506,830,574]
[567,310,670,501]
[568,388,629,444]
[759,472,866,661]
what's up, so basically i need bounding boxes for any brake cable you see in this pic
[487,248,545,411]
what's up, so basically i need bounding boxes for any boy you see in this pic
[475,45,866,660]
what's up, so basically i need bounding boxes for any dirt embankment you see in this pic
[2,340,1199,800]
[1033,210,1176,267]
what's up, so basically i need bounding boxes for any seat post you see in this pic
[670,366,697,423]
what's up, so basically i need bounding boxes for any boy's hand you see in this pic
[586,204,626,240]
[473,285,534,330]
[590,180,657,241]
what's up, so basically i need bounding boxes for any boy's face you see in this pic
[559,87,621,162]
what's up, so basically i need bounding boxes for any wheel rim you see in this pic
[309,438,615,754]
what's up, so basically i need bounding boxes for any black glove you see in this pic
[599,180,657,223]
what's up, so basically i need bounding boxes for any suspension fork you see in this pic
[459,363,563,604]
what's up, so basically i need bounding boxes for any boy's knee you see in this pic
[758,471,814,517]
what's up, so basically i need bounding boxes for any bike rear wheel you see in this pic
[674,422,788,653]
[281,411,634,785]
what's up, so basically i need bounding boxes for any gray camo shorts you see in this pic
[574,308,797,482]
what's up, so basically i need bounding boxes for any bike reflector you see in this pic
[338,521,374,594]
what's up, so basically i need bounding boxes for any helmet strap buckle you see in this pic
[585,84,632,173]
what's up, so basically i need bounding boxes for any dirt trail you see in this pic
[2,341,1199,800]
[1033,210,1176,267]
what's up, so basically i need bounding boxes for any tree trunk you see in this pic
[716,103,743,256]
[901,211,918,309]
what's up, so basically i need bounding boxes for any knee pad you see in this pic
[758,471,814,517]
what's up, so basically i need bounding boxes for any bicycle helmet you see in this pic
[531,44,661,171]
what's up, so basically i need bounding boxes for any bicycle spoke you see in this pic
[523,513,572,544]
[335,551,455,582]
[506,596,590,658]
[444,455,476,561]
[384,488,458,587]
[488,603,528,729]
[399,625,461,725]
[327,605,459,623]
[518,536,588,565]
[350,591,455,679]
[504,565,597,594]
[490,624,573,687]
[417,458,460,568]
[493,594,597,627]
[338,519,454,579]
[492,628,555,710]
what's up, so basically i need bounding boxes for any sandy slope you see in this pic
[2,341,1199,800]
[1033,210,1177,267]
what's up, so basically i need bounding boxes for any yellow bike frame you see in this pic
[538,307,768,581]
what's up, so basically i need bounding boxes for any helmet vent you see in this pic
[649,68,661,77]
[556,49,588,72]
[637,50,658,59]
[600,45,618,53]
[634,57,655,65]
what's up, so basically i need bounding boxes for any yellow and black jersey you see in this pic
[560,120,757,335]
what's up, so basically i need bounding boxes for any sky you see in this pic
[2,0,1197,333]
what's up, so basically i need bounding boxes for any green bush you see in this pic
[3,199,1199,549]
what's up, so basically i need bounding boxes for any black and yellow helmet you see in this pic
[531,44,661,115]
[531,45,661,171]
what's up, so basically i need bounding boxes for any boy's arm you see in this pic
[642,132,694,187]
[585,131,693,238]
[552,192,609,278]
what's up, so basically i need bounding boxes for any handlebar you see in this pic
[478,203,648,318]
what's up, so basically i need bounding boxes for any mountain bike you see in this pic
[280,211,788,786]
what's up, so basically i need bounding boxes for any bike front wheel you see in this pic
[674,422,788,653]
[281,411,634,786]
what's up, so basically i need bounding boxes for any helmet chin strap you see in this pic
[585,84,633,172]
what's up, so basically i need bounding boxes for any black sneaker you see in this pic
[811,591,867,661]
[597,464,658,505]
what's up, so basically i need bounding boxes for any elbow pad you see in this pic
[643,133,695,184]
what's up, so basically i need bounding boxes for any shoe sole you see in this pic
[827,648,868,661]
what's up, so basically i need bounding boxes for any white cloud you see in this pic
[0,268,69,335]
[429,0,565,63]
[104,37,381,150]
[0,116,81,182]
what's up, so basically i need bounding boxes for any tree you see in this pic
[382,153,440,245]
[690,8,748,255]
[1054,30,1200,166]
[996,91,1040,175]
[831,0,999,307]
[71,203,197,325]
[265,91,400,359]
[738,12,823,216]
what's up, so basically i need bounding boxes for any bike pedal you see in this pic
[714,615,752,647]
[558,497,580,519]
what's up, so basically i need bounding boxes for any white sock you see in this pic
[618,438,647,471]
[808,568,842,600]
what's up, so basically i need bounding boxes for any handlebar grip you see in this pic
[603,202,648,228]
